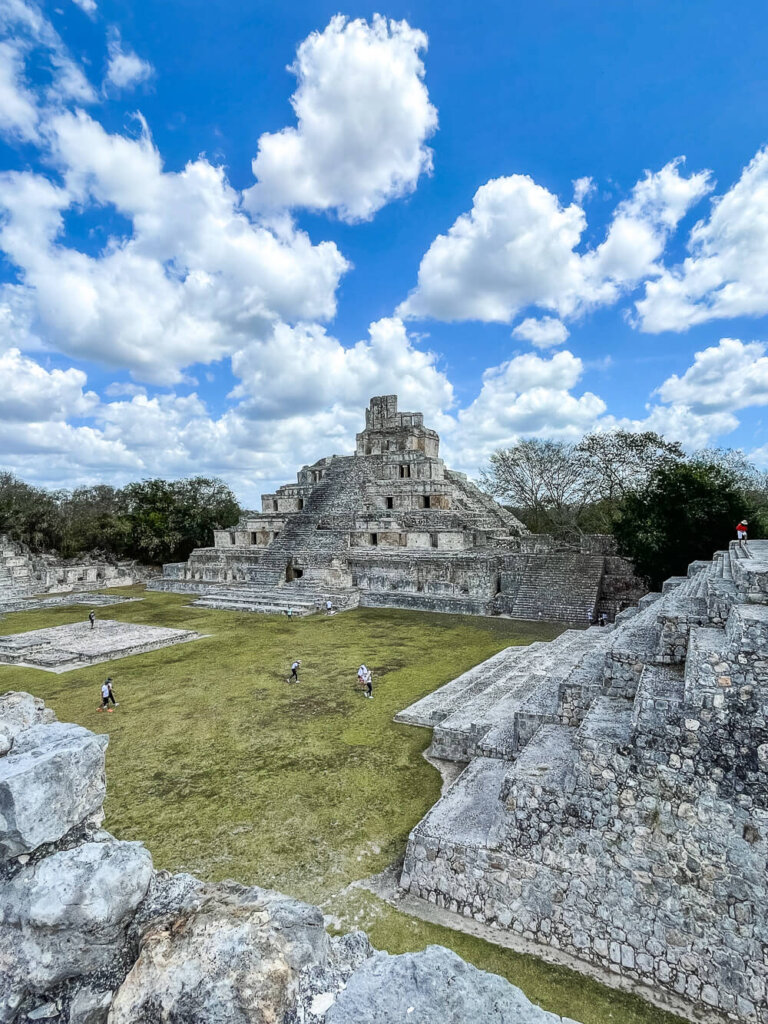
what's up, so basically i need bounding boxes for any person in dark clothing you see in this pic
[106,678,118,705]
[88,610,95,629]
[290,659,301,682]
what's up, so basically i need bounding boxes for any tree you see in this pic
[120,477,240,564]
[0,473,63,551]
[613,461,750,589]
[481,440,590,537]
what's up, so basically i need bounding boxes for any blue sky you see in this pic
[2,0,768,504]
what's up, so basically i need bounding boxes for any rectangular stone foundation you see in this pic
[0,620,204,673]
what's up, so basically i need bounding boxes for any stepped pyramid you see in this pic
[398,540,768,1022]
[153,396,640,619]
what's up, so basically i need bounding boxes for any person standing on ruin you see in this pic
[88,609,95,629]
[737,520,749,548]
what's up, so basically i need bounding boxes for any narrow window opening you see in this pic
[370,532,378,546]
[430,532,439,548]
[386,496,394,510]
[423,495,431,509]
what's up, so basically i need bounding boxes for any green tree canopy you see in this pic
[613,461,751,589]
[0,473,241,565]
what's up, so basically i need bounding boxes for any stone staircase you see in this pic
[503,552,605,622]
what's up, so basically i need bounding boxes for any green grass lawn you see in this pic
[0,589,685,1024]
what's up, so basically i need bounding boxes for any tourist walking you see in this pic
[363,668,373,700]
[88,610,95,629]
[97,681,113,712]
[357,664,367,690]
[106,678,118,706]
[289,659,301,682]
[326,599,333,615]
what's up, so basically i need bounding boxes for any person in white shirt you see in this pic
[290,659,301,682]
[98,681,113,712]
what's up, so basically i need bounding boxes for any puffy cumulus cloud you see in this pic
[637,149,768,331]
[399,160,712,324]
[231,317,453,425]
[512,316,569,349]
[0,111,349,383]
[245,14,437,222]
[442,350,607,471]
[654,338,768,414]
[0,348,99,421]
[71,0,97,14]
[104,31,153,91]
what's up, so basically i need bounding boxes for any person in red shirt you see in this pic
[736,520,748,545]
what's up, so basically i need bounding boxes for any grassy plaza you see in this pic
[0,588,685,1024]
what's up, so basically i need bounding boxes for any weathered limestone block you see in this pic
[0,691,56,756]
[110,880,333,1024]
[0,839,152,1022]
[325,945,571,1024]
[0,722,107,858]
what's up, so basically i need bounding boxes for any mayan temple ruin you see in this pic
[397,539,768,1021]
[153,395,641,620]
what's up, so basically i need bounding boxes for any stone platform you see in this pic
[0,620,203,672]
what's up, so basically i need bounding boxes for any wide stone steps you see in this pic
[394,646,524,728]
[430,630,593,761]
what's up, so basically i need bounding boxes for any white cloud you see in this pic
[0,0,95,108]
[245,14,437,222]
[71,0,97,15]
[512,316,569,349]
[0,348,98,421]
[637,148,768,331]
[654,337,768,413]
[0,40,39,140]
[443,350,607,472]
[231,315,453,422]
[104,32,153,91]
[573,176,595,203]
[0,111,349,383]
[399,160,712,324]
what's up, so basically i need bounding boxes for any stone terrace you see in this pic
[398,540,768,1023]
[0,620,203,673]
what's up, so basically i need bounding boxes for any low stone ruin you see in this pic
[0,536,151,608]
[0,690,583,1024]
[152,395,644,621]
[397,540,768,1022]
[0,620,203,672]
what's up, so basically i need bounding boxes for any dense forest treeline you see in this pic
[482,431,768,588]
[0,473,241,566]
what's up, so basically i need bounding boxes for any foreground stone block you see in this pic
[326,945,570,1024]
[0,839,152,1021]
[0,722,107,857]
[110,881,335,1024]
